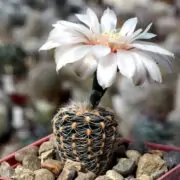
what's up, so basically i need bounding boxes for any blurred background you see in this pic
[0,0,180,158]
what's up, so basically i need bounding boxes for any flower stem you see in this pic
[89,71,107,109]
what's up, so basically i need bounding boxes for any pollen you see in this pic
[103,30,121,41]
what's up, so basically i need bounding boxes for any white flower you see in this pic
[40,8,174,89]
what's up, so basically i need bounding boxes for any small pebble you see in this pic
[151,169,166,180]
[15,146,38,162]
[40,149,55,163]
[0,162,14,178]
[136,153,167,177]
[136,174,152,180]
[64,159,85,172]
[49,135,56,147]
[95,176,106,180]
[57,168,77,180]
[113,158,136,176]
[39,141,54,155]
[126,150,141,163]
[163,151,180,170]
[125,175,136,180]
[105,170,124,180]
[23,155,41,171]
[75,171,96,180]
[16,172,34,180]
[148,150,164,157]
[34,168,55,180]
[41,159,64,176]
[14,165,33,174]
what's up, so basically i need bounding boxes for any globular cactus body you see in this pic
[53,103,117,175]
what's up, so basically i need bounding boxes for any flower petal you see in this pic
[130,29,142,40]
[72,54,97,78]
[133,33,156,41]
[132,23,156,41]
[55,45,90,71]
[143,51,173,73]
[97,53,117,89]
[58,20,93,40]
[120,17,138,36]
[134,51,162,82]
[40,24,89,50]
[143,23,152,33]
[76,8,100,33]
[131,52,147,84]
[137,33,156,39]
[117,51,136,79]
[91,45,111,58]
[40,41,60,50]
[101,8,117,32]
[132,41,174,57]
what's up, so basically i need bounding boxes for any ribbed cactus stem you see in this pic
[52,102,117,175]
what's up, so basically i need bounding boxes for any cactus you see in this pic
[52,102,118,175]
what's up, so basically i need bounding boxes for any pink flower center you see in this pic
[88,32,132,53]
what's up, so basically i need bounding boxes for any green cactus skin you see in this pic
[52,103,118,175]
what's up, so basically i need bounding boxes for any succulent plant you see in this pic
[52,102,118,175]
[0,44,27,77]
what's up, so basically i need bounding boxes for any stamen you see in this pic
[103,30,121,41]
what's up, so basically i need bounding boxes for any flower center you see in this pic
[91,30,132,53]
[103,30,121,40]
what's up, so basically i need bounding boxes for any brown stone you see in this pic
[41,159,64,176]
[22,155,41,171]
[39,141,54,155]
[34,168,55,180]
[57,168,77,180]
[15,146,38,162]
[136,153,168,177]
[75,171,96,180]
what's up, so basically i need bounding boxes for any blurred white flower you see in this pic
[40,8,174,89]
